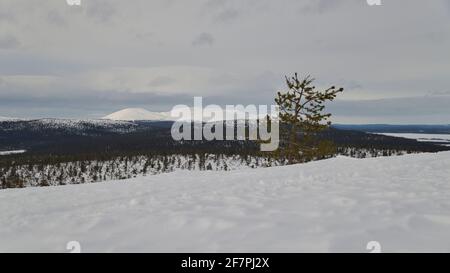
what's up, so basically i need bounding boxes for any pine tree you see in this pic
[275,73,343,163]
[1,177,6,189]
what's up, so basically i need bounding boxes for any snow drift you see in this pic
[1,152,450,252]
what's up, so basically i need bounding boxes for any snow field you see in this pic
[1,152,450,252]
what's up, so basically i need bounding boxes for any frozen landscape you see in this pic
[1,151,450,253]
[376,133,450,147]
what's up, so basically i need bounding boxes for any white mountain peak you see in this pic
[102,108,170,121]
[102,107,276,122]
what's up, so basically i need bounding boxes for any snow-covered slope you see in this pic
[1,152,450,252]
[102,108,170,121]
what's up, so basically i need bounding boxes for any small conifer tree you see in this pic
[275,73,343,163]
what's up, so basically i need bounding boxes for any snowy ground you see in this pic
[1,152,450,253]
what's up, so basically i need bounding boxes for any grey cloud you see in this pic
[192,32,215,47]
[0,88,194,119]
[85,0,116,22]
[204,0,229,9]
[334,79,364,91]
[135,32,154,41]
[328,96,450,124]
[300,0,345,14]
[429,90,450,96]
[0,54,87,75]
[1,0,450,123]
[444,0,450,13]
[214,8,239,23]
[0,11,15,22]
[47,11,67,26]
[203,0,240,23]
[0,34,20,49]
[148,76,176,88]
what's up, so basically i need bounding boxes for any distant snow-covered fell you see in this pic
[102,108,171,121]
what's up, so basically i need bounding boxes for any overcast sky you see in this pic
[1,0,450,124]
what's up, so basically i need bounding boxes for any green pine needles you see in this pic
[275,73,344,163]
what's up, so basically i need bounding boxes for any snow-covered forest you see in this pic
[2,119,436,189]
[1,148,411,189]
